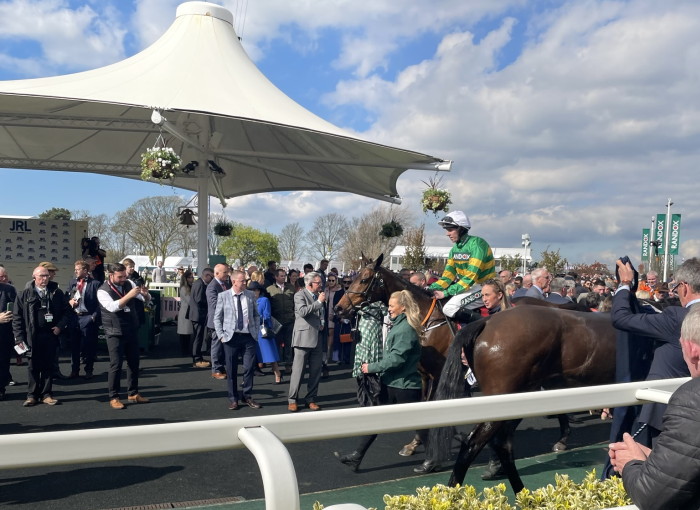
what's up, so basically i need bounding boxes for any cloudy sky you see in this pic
[1,0,698,267]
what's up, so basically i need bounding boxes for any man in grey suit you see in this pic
[525,267,551,299]
[214,269,262,410]
[206,263,230,379]
[189,267,213,368]
[288,271,326,412]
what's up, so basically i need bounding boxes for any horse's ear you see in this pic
[375,253,384,269]
[361,251,366,264]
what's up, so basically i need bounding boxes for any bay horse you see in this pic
[334,253,452,400]
[431,304,616,494]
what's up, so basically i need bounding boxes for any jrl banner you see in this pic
[641,228,650,262]
[669,214,681,255]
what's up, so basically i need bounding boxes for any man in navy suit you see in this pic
[189,267,213,368]
[611,257,700,445]
[206,263,230,379]
[66,259,101,379]
[545,277,571,304]
[213,269,261,410]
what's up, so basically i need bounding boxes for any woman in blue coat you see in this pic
[247,282,282,383]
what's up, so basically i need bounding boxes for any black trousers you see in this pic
[106,333,140,399]
[354,385,428,455]
[69,315,99,373]
[191,322,208,361]
[27,330,58,399]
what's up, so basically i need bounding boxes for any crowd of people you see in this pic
[2,209,699,508]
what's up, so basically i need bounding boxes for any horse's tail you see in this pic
[426,318,489,462]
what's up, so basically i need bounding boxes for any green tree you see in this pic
[539,247,568,274]
[402,224,427,270]
[39,207,71,220]
[499,255,523,273]
[218,223,280,267]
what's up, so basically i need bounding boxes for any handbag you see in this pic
[340,332,353,343]
[260,323,270,338]
[270,316,283,335]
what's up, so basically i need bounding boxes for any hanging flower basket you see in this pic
[420,174,452,215]
[140,143,182,184]
[213,220,233,237]
[380,220,404,238]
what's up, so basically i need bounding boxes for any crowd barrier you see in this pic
[1,378,687,510]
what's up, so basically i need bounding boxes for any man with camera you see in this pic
[97,263,151,410]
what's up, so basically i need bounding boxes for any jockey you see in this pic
[429,211,496,322]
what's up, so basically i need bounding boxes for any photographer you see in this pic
[97,263,151,410]
[81,236,106,283]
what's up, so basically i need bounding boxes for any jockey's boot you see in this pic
[413,459,439,474]
[398,436,422,456]
[334,450,363,472]
[481,459,505,480]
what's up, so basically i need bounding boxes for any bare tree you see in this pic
[340,205,415,269]
[305,213,349,261]
[278,222,305,261]
[118,196,187,263]
[71,209,122,262]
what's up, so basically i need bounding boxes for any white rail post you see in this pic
[238,426,301,510]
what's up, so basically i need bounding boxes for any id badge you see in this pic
[44,313,54,323]
[123,306,130,313]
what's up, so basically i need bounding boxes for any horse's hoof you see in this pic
[552,441,567,452]
[481,460,506,480]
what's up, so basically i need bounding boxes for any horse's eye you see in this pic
[360,279,369,284]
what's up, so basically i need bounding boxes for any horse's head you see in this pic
[334,253,387,319]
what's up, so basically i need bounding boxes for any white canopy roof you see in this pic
[0,1,450,205]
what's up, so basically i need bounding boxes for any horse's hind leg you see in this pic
[448,421,500,487]
[491,419,525,494]
[552,414,571,452]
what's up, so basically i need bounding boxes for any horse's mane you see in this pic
[377,265,435,298]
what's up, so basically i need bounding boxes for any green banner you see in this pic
[655,214,666,253]
[641,228,650,262]
[669,214,681,255]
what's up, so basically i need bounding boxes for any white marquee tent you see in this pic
[0,1,451,262]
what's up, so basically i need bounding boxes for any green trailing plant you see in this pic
[420,174,451,215]
[213,219,233,236]
[312,470,630,510]
[380,220,404,238]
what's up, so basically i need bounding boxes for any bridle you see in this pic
[344,266,384,312]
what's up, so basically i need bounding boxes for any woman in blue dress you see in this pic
[247,282,283,383]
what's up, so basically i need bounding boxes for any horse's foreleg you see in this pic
[492,419,525,494]
[553,414,571,452]
[448,421,499,487]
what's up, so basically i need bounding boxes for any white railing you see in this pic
[0,378,687,510]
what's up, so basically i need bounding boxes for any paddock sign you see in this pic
[641,228,650,262]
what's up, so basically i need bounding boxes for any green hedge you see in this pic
[313,471,630,510]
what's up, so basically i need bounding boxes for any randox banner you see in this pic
[655,214,666,253]
[641,228,650,262]
[669,214,681,255]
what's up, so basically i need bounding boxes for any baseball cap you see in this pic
[39,261,58,271]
